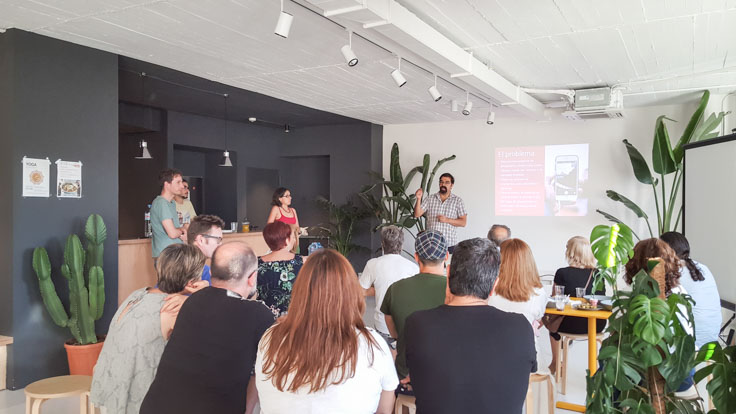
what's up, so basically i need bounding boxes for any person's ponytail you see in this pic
[684,257,704,281]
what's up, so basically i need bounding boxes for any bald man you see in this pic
[141,242,275,414]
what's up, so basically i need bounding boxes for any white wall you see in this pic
[384,103,698,273]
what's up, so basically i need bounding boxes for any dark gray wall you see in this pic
[280,124,383,268]
[0,26,14,347]
[173,147,206,178]
[0,29,119,389]
[280,155,330,228]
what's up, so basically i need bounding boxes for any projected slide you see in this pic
[495,144,589,216]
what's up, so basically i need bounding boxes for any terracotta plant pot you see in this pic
[64,337,104,376]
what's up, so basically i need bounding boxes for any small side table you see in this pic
[24,375,93,414]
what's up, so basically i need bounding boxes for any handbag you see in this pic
[542,269,595,333]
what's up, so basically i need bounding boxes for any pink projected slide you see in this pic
[495,144,589,216]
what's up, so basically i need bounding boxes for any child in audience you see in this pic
[90,244,206,414]
[255,249,398,414]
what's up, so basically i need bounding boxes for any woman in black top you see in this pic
[548,236,606,374]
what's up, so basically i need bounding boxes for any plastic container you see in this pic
[241,219,250,233]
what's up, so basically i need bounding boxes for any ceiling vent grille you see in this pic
[563,87,624,121]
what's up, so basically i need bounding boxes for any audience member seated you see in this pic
[380,230,448,384]
[660,231,722,349]
[488,238,548,371]
[258,221,304,316]
[548,236,606,374]
[140,242,276,414]
[487,224,511,247]
[90,244,206,414]
[359,225,419,345]
[624,238,694,392]
[187,214,225,284]
[255,249,398,414]
[405,238,536,414]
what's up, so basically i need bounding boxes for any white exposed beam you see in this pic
[311,0,547,119]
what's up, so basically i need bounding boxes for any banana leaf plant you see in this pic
[598,91,727,238]
[359,143,455,237]
[586,260,699,414]
[589,223,635,292]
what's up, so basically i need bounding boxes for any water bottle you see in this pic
[308,242,323,255]
[144,204,152,237]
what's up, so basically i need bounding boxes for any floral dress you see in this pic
[257,255,304,316]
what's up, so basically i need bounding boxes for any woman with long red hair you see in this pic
[255,249,398,413]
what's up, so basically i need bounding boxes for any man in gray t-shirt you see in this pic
[151,169,187,258]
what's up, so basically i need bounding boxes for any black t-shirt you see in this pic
[554,266,603,296]
[405,305,536,414]
[140,286,275,414]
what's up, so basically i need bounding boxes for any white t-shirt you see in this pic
[677,261,721,348]
[488,286,548,325]
[255,328,399,414]
[358,254,419,335]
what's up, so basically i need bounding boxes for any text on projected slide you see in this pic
[495,144,589,217]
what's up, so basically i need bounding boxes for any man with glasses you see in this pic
[188,214,225,284]
[414,173,467,253]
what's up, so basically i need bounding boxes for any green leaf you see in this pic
[623,139,655,184]
[629,295,669,344]
[692,111,728,143]
[658,334,696,391]
[590,223,635,269]
[390,143,403,187]
[402,166,423,192]
[419,154,430,191]
[652,116,677,175]
[672,90,709,163]
[606,190,649,219]
[596,209,641,240]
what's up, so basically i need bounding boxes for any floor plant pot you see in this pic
[64,337,104,376]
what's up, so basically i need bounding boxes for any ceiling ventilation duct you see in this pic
[563,87,624,121]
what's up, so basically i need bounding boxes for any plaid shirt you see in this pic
[420,192,467,247]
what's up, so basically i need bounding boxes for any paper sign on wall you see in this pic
[55,159,83,198]
[22,157,51,197]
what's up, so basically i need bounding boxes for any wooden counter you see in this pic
[117,232,269,305]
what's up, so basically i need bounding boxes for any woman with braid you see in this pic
[660,232,722,349]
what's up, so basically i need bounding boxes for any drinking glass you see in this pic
[554,285,565,297]
[576,287,586,298]
[555,295,566,311]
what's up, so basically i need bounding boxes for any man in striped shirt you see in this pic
[413,173,467,253]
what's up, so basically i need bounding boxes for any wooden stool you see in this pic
[24,375,92,414]
[394,393,416,414]
[526,373,555,414]
[555,332,604,395]
[0,335,13,390]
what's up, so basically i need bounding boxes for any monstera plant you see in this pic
[598,91,727,239]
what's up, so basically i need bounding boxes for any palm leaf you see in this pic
[672,90,708,163]
[623,139,655,185]
[651,116,677,175]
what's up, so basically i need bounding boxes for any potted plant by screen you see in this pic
[32,213,107,375]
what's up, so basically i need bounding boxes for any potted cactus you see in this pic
[32,213,107,375]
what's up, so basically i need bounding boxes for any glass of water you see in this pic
[576,287,586,298]
[555,295,566,311]
[554,285,565,297]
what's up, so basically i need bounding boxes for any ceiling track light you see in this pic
[341,31,359,67]
[428,75,442,101]
[274,0,293,39]
[462,91,473,115]
[248,117,257,123]
[391,56,407,87]
[135,140,152,159]
[487,110,496,125]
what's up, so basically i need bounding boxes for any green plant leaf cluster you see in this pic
[359,143,455,239]
[694,342,736,414]
[589,223,634,292]
[32,214,107,345]
[311,196,372,259]
[586,267,700,413]
[598,91,727,237]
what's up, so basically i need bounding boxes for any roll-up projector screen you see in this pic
[683,134,736,309]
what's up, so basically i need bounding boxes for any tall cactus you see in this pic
[32,214,106,345]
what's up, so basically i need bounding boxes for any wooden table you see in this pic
[545,301,611,412]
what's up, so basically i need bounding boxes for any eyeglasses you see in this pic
[201,234,223,244]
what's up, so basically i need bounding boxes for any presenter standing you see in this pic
[414,173,467,253]
[267,187,300,253]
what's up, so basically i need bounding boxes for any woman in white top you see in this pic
[660,231,721,349]
[488,238,548,370]
[255,249,398,414]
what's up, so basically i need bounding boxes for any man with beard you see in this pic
[414,173,467,253]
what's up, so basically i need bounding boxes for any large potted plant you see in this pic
[597,90,726,239]
[32,213,107,375]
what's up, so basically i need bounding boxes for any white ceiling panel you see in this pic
[1,0,736,125]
